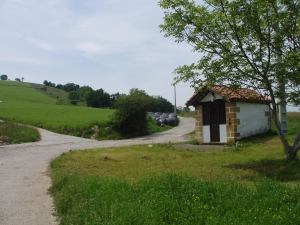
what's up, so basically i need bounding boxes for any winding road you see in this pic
[0,117,194,225]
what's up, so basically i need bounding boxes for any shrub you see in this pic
[70,100,77,105]
[111,94,149,137]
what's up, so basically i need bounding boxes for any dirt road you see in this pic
[0,117,194,225]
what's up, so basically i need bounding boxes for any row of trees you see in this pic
[15,77,24,82]
[43,80,174,112]
[43,80,80,91]
[1,75,24,82]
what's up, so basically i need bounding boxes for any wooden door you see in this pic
[210,104,220,142]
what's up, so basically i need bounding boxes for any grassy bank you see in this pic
[0,121,40,143]
[49,113,300,224]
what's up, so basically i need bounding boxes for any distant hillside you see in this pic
[30,83,69,104]
[0,80,114,137]
[0,80,74,105]
[29,83,87,106]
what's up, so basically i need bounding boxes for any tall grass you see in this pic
[49,172,300,225]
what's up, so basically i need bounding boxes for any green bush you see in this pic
[70,100,77,105]
[111,94,149,137]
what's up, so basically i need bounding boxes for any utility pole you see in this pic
[174,85,177,114]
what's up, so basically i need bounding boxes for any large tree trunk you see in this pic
[285,145,298,160]
[286,130,300,160]
[272,109,300,160]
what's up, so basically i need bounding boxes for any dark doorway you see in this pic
[202,102,226,142]
[210,104,220,142]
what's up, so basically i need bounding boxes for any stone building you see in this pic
[186,85,271,143]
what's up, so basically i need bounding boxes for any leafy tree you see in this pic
[159,0,300,160]
[153,96,174,113]
[111,94,150,137]
[68,91,80,105]
[62,83,80,92]
[122,89,174,113]
[1,74,8,80]
[15,78,21,82]
[129,88,148,96]
[110,92,122,108]
[78,86,93,101]
[43,80,55,87]
[85,88,110,108]
[127,88,157,111]
[56,84,63,89]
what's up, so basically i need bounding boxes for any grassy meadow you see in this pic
[0,81,113,136]
[30,82,73,105]
[0,121,40,143]
[49,113,300,225]
[0,81,172,139]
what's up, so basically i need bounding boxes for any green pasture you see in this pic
[30,82,73,105]
[0,81,114,136]
[49,113,300,225]
[0,81,171,139]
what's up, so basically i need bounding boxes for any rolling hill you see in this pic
[0,81,114,137]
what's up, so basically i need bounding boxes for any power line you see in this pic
[152,83,191,96]
[152,85,172,95]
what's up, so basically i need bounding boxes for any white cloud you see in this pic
[0,54,49,65]
[29,39,56,51]
[0,0,199,107]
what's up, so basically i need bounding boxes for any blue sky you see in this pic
[0,0,199,108]
[0,0,298,111]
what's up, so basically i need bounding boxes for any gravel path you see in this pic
[0,117,194,225]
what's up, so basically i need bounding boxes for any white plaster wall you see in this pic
[201,92,223,102]
[237,102,269,139]
[220,125,227,142]
[203,126,210,143]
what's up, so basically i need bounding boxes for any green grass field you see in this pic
[49,113,300,225]
[0,81,172,139]
[30,83,73,105]
[0,81,114,137]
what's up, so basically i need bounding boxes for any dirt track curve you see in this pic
[0,117,194,225]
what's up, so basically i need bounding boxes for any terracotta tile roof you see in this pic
[186,85,271,106]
